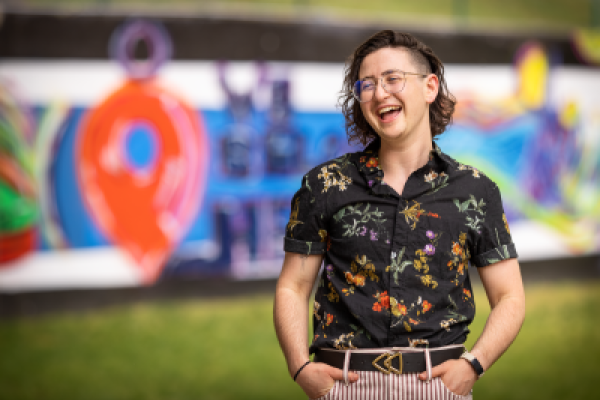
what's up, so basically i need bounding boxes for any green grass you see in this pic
[1,281,599,400]
[19,0,594,31]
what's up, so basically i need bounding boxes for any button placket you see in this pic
[390,197,409,285]
[386,197,409,338]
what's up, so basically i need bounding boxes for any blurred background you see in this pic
[0,1,599,399]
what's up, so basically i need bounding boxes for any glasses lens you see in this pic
[383,73,405,94]
[353,80,375,102]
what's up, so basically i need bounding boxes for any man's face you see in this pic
[358,47,438,144]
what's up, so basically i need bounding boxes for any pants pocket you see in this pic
[437,377,472,399]
[310,380,338,400]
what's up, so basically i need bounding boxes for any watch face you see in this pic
[471,359,485,376]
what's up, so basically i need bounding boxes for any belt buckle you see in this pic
[372,352,403,374]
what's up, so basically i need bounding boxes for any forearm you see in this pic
[273,252,346,398]
[275,281,358,399]
[470,293,525,371]
[274,283,312,377]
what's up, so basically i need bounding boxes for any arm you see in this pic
[274,252,358,399]
[420,258,525,395]
[470,257,526,370]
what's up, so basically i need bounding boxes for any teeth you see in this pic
[379,106,401,115]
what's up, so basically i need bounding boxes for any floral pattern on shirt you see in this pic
[386,247,413,285]
[333,203,390,243]
[284,139,518,353]
[372,289,436,333]
[286,197,303,237]
[503,213,511,234]
[388,295,435,332]
[414,230,442,275]
[341,255,379,296]
[326,282,339,303]
[317,154,354,193]
[486,228,515,265]
[424,170,449,195]
[314,301,336,338]
[458,163,481,178]
[454,195,486,233]
[441,295,469,332]
[447,232,471,285]
[400,201,440,230]
[333,331,360,350]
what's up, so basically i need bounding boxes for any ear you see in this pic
[423,74,439,104]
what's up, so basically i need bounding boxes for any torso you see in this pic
[283,141,517,353]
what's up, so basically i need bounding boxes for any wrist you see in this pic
[460,351,485,379]
[293,360,311,381]
[469,349,490,372]
[288,355,311,378]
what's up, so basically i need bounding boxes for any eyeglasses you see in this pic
[352,70,429,103]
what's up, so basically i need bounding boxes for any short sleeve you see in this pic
[283,173,328,255]
[471,181,518,267]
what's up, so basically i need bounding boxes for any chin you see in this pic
[377,124,407,141]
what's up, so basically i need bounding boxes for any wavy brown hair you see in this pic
[340,30,456,146]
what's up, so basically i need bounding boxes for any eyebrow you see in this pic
[359,69,399,81]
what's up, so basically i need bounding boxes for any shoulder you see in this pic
[305,152,360,176]
[291,152,363,222]
[439,151,500,195]
[302,151,362,190]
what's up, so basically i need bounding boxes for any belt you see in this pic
[314,345,465,375]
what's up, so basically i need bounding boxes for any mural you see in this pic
[77,21,208,283]
[572,29,600,66]
[440,42,600,256]
[0,21,598,291]
[0,81,38,263]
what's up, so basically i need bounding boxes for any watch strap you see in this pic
[460,351,485,377]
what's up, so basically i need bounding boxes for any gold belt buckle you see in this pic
[372,352,403,374]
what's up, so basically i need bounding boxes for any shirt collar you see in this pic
[352,138,453,194]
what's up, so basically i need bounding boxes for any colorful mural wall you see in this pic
[0,21,599,291]
[444,42,600,257]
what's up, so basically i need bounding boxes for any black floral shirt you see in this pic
[284,139,517,353]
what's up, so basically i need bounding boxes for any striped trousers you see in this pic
[313,371,473,400]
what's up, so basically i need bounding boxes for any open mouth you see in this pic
[378,105,402,122]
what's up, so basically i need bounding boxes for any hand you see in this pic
[418,359,477,396]
[295,362,359,399]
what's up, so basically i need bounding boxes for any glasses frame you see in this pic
[352,70,429,103]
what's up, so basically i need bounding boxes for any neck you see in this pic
[378,133,433,178]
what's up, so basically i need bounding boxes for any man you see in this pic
[274,30,525,400]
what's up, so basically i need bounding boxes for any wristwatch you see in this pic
[460,351,485,378]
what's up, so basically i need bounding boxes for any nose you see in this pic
[373,79,389,102]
